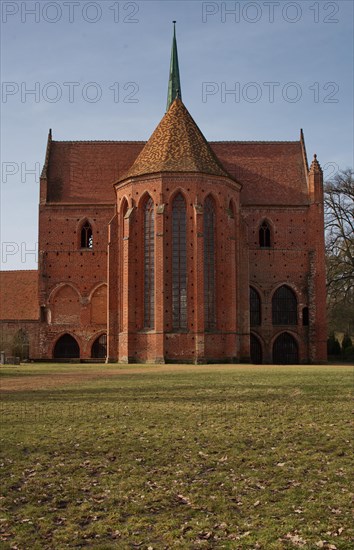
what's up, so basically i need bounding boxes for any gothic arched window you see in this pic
[259,221,271,248]
[204,196,216,331]
[250,287,261,326]
[121,199,128,238]
[272,285,297,325]
[81,221,93,249]
[172,193,187,330]
[144,197,155,329]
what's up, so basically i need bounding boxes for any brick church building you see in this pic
[0,26,327,364]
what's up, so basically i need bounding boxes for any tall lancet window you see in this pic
[172,193,187,330]
[144,197,155,329]
[204,196,216,330]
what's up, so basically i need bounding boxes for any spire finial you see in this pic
[166,21,182,111]
[309,152,322,175]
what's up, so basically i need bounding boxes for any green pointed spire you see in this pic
[166,21,182,111]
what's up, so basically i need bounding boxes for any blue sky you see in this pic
[1,0,353,270]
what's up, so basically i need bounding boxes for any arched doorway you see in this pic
[91,334,107,359]
[272,332,299,364]
[53,334,80,359]
[250,334,263,364]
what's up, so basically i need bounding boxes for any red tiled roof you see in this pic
[46,141,145,203]
[211,141,309,205]
[45,139,309,205]
[0,271,39,320]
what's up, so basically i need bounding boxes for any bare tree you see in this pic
[324,168,354,332]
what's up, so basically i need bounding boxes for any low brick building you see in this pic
[0,271,40,360]
[0,28,327,364]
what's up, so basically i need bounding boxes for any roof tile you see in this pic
[0,271,39,320]
[118,99,232,181]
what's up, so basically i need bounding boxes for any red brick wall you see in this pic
[242,198,327,363]
[307,167,327,362]
[38,203,112,359]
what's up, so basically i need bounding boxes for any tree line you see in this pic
[324,168,354,361]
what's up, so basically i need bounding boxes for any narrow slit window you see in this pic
[81,221,93,249]
[250,287,261,326]
[302,307,309,326]
[204,196,216,331]
[172,193,187,330]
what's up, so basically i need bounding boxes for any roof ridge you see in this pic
[210,140,300,144]
[51,139,300,145]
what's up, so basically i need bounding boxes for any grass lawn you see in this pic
[0,364,353,549]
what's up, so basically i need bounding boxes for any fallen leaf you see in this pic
[177,494,191,505]
[284,533,307,546]
[198,451,208,458]
[198,531,212,540]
